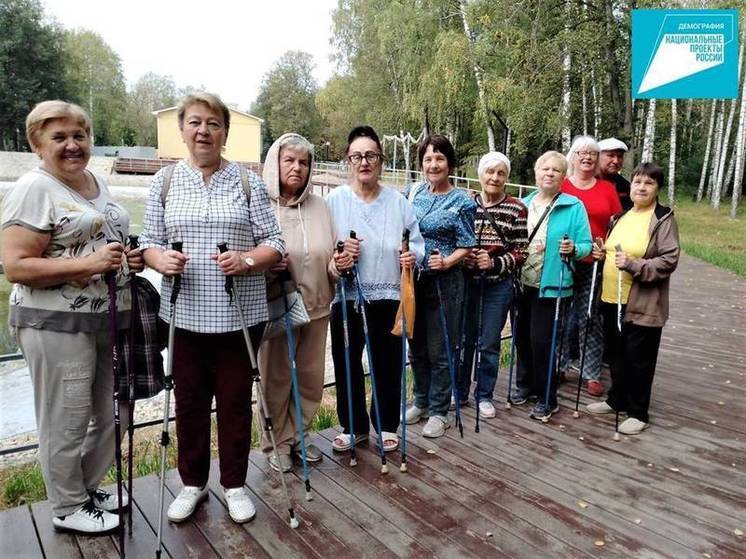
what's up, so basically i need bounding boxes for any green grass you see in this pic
[671,198,746,278]
[0,400,339,511]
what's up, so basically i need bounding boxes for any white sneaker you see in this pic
[422,415,449,438]
[618,417,649,435]
[586,401,614,415]
[478,401,496,419]
[90,488,128,512]
[405,405,429,425]
[223,486,256,523]
[167,485,208,523]
[52,501,119,533]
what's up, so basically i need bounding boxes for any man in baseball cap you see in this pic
[598,137,632,210]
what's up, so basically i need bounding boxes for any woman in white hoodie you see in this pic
[259,133,340,472]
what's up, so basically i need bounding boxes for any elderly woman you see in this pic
[404,135,476,439]
[327,125,424,453]
[513,151,592,421]
[0,101,143,533]
[457,152,528,419]
[258,133,336,472]
[561,136,622,396]
[586,162,679,435]
[140,93,284,524]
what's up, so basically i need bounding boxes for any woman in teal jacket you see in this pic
[512,151,592,421]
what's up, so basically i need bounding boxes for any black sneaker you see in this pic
[509,391,529,405]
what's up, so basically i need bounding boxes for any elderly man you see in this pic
[598,138,632,210]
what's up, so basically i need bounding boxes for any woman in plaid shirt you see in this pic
[140,93,284,525]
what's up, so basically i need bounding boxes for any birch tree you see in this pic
[714,98,738,209]
[697,100,717,202]
[732,29,746,218]
[668,99,677,205]
[707,103,725,201]
[560,0,572,152]
[459,0,495,151]
[641,98,657,162]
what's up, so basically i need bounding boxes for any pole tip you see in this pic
[400,463,408,473]
[290,517,300,529]
[572,411,580,418]
[305,491,313,502]
[613,432,621,441]
[350,457,357,467]
[381,464,389,475]
[505,403,512,410]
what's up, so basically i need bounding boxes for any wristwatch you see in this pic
[243,255,255,272]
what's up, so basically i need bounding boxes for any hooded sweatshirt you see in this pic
[263,134,336,320]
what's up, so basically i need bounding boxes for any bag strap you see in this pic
[474,193,509,246]
[527,192,560,245]
[160,162,251,207]
[159,164,177,207]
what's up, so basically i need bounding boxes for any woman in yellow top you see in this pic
[586,162,680,435]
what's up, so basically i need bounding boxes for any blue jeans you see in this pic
[457,277,513,403]
[410,269,464,417]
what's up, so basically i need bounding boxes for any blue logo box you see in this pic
[632,9,739,99]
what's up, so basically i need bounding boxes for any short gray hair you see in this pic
[279,134,314,160]
[566,135,600,176]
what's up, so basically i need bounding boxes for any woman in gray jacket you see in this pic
[586,162,680,435]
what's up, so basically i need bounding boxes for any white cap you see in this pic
[598,138,628,152]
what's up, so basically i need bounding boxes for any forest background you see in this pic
[1,0,745,217]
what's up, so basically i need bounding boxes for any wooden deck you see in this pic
[2,254,745,558]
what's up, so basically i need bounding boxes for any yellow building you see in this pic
[153,106,263,162]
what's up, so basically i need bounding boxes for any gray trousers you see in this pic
[18,327,129,517]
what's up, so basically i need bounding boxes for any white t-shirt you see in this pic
[1,168,132,332]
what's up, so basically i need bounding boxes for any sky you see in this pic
[42,0,338,111]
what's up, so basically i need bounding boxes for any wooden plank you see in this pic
[206,464,322,558]
[262,442,435,559]
[316,429,532,558]
[454,405,745,557]
[0,504,44,558]
[30,500,82,558]
[160,470,269,559]
[131,472,219,558]
[301,436,476,559]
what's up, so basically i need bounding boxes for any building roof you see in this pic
[152,105,264,123]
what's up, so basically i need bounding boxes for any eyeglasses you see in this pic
[575,150,598,158]
[348,152,382,165]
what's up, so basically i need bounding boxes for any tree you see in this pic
[60,29,127,146]
[125,72,179,146]
[252,50,323,156]
[0,0,66,150]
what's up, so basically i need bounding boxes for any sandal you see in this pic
[332,433,369,452]
[380,431,399,453]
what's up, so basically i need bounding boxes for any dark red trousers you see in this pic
[172,326,263,489]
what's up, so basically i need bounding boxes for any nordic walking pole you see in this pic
[278,269,314,500]
[399,230,410,473]
[472,272,486,433]
[573,240,601,418]
[155,240,182,559]
[505,303,518,409]
[540,234,569,424]
[126,234,139,536]
[105,240,125,559]
[349,231,388,474]
[336,241,358,466]
[454,272,471,409]
[431,249,463,437]
[613,243,624,442]
[217,243,300,528]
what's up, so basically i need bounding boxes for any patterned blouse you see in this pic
[404,181,476,266]
[472,193,528,281]
[140,160,284,333]
[1,168,132,333]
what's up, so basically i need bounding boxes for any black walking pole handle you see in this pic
[216,242,234,299]
[336,240,352,278]
[560,233,570,264]
[170,241,184,305]
[128,235,140,250]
